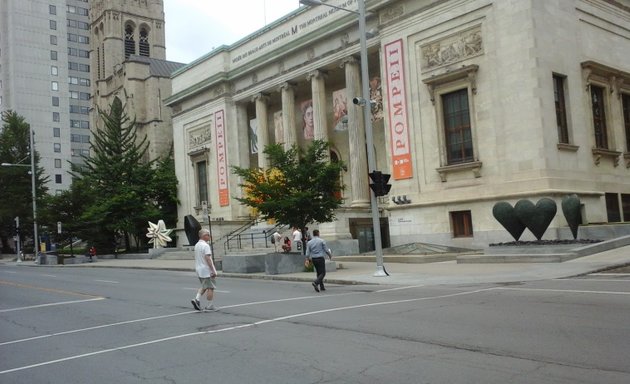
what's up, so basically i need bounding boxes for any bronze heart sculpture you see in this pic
[492,201,526,241]
[514,198,557,240]
[561,194,581,239]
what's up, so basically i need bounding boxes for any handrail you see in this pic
[223,221,289,252]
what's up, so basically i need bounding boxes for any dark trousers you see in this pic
[312,257,326,288]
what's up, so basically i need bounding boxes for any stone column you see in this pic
[306,70,329,145]
[342,57,369,207]
[253,93,270,169]
[279,82,297,150]
[235,102,252,218]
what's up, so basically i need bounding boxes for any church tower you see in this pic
[89,0,182,161]
[91,0,166,81]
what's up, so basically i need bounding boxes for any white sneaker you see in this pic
[203,304,217,311]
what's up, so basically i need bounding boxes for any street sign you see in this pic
[57,221,62,234]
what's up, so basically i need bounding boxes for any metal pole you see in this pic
[357,0,387,276]
[30,128,40,264]
[15,217,21,263]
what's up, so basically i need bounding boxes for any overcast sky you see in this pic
[163,0,302,64]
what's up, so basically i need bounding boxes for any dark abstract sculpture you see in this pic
[184,215,202,245]
[561,194,581,239]
[492,202,526,241]
[514,198,557,240]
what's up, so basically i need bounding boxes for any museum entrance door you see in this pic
[349,218,390,254]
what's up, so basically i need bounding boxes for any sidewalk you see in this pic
[4,245,630,286]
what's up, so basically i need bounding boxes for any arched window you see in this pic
[124,24,135,59]
[139,27,150,57]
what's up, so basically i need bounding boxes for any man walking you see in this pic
[305,229,332,292]
[191,228,218,311]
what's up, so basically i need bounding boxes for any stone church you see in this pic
[90,0,184,162]
[166,0,630,253]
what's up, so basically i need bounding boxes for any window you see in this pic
[51,81,58,91]
[79,78,90,86]
[196,161,208,205]
[55,175,62,184]
[591,85,608,149]
[51,65,58,76]
[82,135,90,143]
[53,112,60,122]
[80,92,90,100]
[423,65,481,181]
[442,89,473,164]
[52,96,59,106]
[70,120,81,128]
[49,5,56,15]
[50,50,57,60]
[78,35,89,44]
[50,35,57,45]
[623,94,630,152]
[451,211,473,237]
[50,20,56,30]
[68,33,78,42]
[70,105,89,114]
[553,74,569,144]
[622,194,630,222]
[71,134,81,142]
[605,193,621,223]
[70,91,79,99]
[54,159,62,168]
[139,27,150,57]
[53,127,60,137]
[80,120,89,129]
[124,24,135,59]
[54,143,61,153]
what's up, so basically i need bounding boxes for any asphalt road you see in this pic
[1,265,629,384]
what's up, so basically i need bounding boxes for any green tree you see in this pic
[70,96,178,252]
[0,111,48,253]
[232,140,345,245]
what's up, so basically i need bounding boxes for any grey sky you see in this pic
[163,0,301,64]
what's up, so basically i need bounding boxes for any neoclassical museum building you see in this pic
[166,0,630,253]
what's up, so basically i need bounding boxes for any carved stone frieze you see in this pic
[380,5,404,24]
[188,125,212,148]
[421,27,483,71]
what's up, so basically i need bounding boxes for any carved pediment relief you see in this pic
[420,26,483,72]
[187,117,213,155]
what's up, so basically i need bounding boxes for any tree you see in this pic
[0,111,48,253]
[70,96,178,252]
[232,140,345,245]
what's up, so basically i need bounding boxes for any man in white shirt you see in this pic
[191,228,218,311]
[292,227,303,251]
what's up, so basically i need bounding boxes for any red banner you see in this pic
[214,110,230,206]
[384,39,413,180]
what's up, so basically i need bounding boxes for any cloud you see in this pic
[164,0,300,64]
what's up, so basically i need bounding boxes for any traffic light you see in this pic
[368,171,392,197]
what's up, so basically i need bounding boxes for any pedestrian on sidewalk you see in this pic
[191,228,218,311]
[305,229,332,292]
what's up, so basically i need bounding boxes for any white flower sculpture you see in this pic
[146,220,173,248]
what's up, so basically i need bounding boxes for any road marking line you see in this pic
[561,278,630,282]
[376,284,425,293]
[589,273,630,276]
[0,297,105,313]
[94,279,119,284]
[0,287,494,374]
[495,287,630,295]
[0,310,196,346]
[0,280,100,298]
[41,274,56,278]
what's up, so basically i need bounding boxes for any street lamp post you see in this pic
[300,0,387,276]
[1,128,39,263]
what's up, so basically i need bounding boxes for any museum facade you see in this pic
[166,0,630,252]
